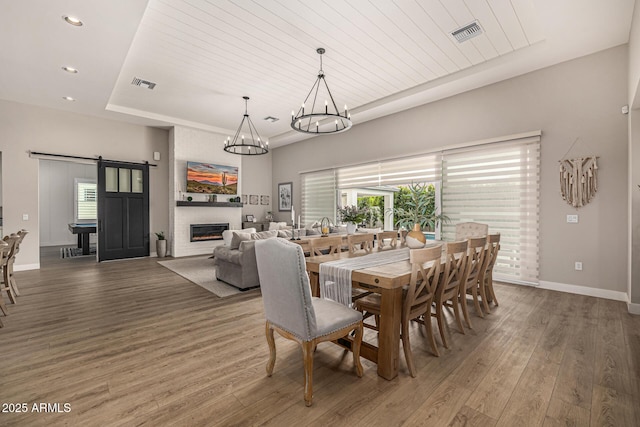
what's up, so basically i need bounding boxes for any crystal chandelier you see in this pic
[224,96,268,155]
[291,48,352,134]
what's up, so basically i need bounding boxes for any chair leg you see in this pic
[452,296,465,335]
[435,304,449,349]
[2,269,16,304]
[0,296,8,316]
[401,319,417,377]
[265,322,276,376]
[479,279,491,314]
[460,291,472,329]
[301,341,315,407]
[352,322,364,377]
[471,286,484,318]
[423,314,440,358]
[488,273,499,306]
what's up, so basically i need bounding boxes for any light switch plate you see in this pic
[22,214,29,221]
[567,214,578,223]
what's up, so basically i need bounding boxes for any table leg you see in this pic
[309,272,319,297]
[77,234,82,249]
[81,233,90,255]
[377,286,402,380]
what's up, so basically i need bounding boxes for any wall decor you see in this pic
[241,194,247,204]
[186,161,238,195]
[249,195,259,205]
[278,182,292,211]
[246,214,255,222]
[559,156,598,208]
[260,195,269,205]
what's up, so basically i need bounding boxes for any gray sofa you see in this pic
[213,240,260,291]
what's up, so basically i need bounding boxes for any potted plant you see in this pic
[386,182,448,247]
[155,231,167,258]
[338,205,369,234]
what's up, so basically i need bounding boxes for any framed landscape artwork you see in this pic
[278,182,292,211]
[186,161,238,195]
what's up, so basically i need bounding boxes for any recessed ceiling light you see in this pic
[62,96,76,101]
[63,15,83,26]
[62,66,78,74]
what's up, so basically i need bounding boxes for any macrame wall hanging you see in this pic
[559,156,598,208]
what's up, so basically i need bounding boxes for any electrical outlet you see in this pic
[567,214,578,223]
[575,261,583,271]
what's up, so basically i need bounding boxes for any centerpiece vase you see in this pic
[346,222,357,234]
[405,223,426,249]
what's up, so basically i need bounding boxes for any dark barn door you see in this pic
[97,159,149,261]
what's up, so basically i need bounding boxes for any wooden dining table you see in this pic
[305,247,421,380]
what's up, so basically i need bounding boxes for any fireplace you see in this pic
[190,223,229,242]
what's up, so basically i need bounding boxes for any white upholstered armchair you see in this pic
[254,238,364,406]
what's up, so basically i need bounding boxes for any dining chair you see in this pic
[460,236,487,327]
[0,240,9,327]
[455,222,488,240]
[1,235,20,305]
[478,233,501,313]
[432,240,468,349]
[355,245,443,377]
[399,229,408,247]
[347,233,374,254]
[376,231,398,250]
[308,235,343,257]
[255,238,364,407]
[8,229,28,296]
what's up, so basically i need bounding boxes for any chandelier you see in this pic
[224,96,268,155]
[291,48,352,135]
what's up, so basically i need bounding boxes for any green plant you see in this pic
[386,182,448,231]
[337,204,370,224]
[155,231,166,240]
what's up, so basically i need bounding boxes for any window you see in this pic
[75,179,97,221]
[301,169,336,226]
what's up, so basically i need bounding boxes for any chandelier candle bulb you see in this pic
[325,100,328,114]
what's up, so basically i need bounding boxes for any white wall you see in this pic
[628,0,640,310]
[0,99,169,269]
[39,159,97,246]
[272,45,629,298]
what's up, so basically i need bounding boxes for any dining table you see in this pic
[305,245,440,380]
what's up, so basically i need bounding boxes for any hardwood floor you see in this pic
[1,248,638,426]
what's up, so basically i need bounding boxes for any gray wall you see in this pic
[272,45,629,295]
[0,99,169,268]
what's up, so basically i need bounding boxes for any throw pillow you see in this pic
[277,229,293,238]
[251,230,278,240]
[230,231,252,250]
[223,228,256,246]
[305,228,320,236]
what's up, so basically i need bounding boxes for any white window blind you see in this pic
[301,169,336,226]
[75,179,97,221]
[336,153,441,188]
[441,136,540,284]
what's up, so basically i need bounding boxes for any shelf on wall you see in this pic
[176,201,243,207]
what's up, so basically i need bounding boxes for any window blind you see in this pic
[76,181,97,221]
[301,169,336,226]
[441,136,540,284]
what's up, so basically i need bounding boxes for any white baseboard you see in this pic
[538,281,628,302]
[14,263,40,271]
[628,302,640,315]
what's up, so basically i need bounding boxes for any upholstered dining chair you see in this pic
[478,233,501,313]
[347,233,374,254]
[432,240,468,349]
[308,235,343,257]
[460,236,487,327]
[455,222,488,240]
[255,238,364,407]
[355,245,443,377]
[376,231,398,250]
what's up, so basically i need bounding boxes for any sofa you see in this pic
[213,228,283,290]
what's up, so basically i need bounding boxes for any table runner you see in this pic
[319,248,410,306]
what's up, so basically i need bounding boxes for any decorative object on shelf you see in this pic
[208,194,217,202]
[187,196,193,202]
[260,195,269,205]
[278,182,292,211]
[265,211,274,222]
[224,96,268,155]
[559,156,598,208]
[246,214,255,222]
[291,48,352,135]
[187,161,238,194]
[250,195,259,205]
[338,204,369,234]
[155,231,167,258]
[320,217,331,236]
[405,223,426,249]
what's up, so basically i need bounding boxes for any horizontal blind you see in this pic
[441,137,540,284]
[76,181,97,220]
[301,169,336,226]
[336,153,441,188]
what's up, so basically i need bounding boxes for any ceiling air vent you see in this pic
[131,77,156,90]
[263,116,279,123]
[451,21,483,43]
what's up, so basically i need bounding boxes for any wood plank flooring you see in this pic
[0,248,638,426]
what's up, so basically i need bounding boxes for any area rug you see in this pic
[157,255,250,298]
[60,246,96,258]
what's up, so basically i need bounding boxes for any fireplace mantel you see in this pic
[176,201,243,207]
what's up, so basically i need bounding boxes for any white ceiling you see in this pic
[0,0,634,148]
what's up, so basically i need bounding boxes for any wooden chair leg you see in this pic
[2,270,16,305]
[452,296,465,335]
[301,341,315,407]
[479,280,491,314]
[401,319,416,377]
[487,273,499,306]
[435,304,449,349]
[471,286,484,318]
[0,296,8,316]
[423,315,440,358]
[352,323,364,377]
[265,322,276,376]
[459,292,472,329]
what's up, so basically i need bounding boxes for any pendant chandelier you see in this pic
[224,96,268,155]
[291,48,352,135]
